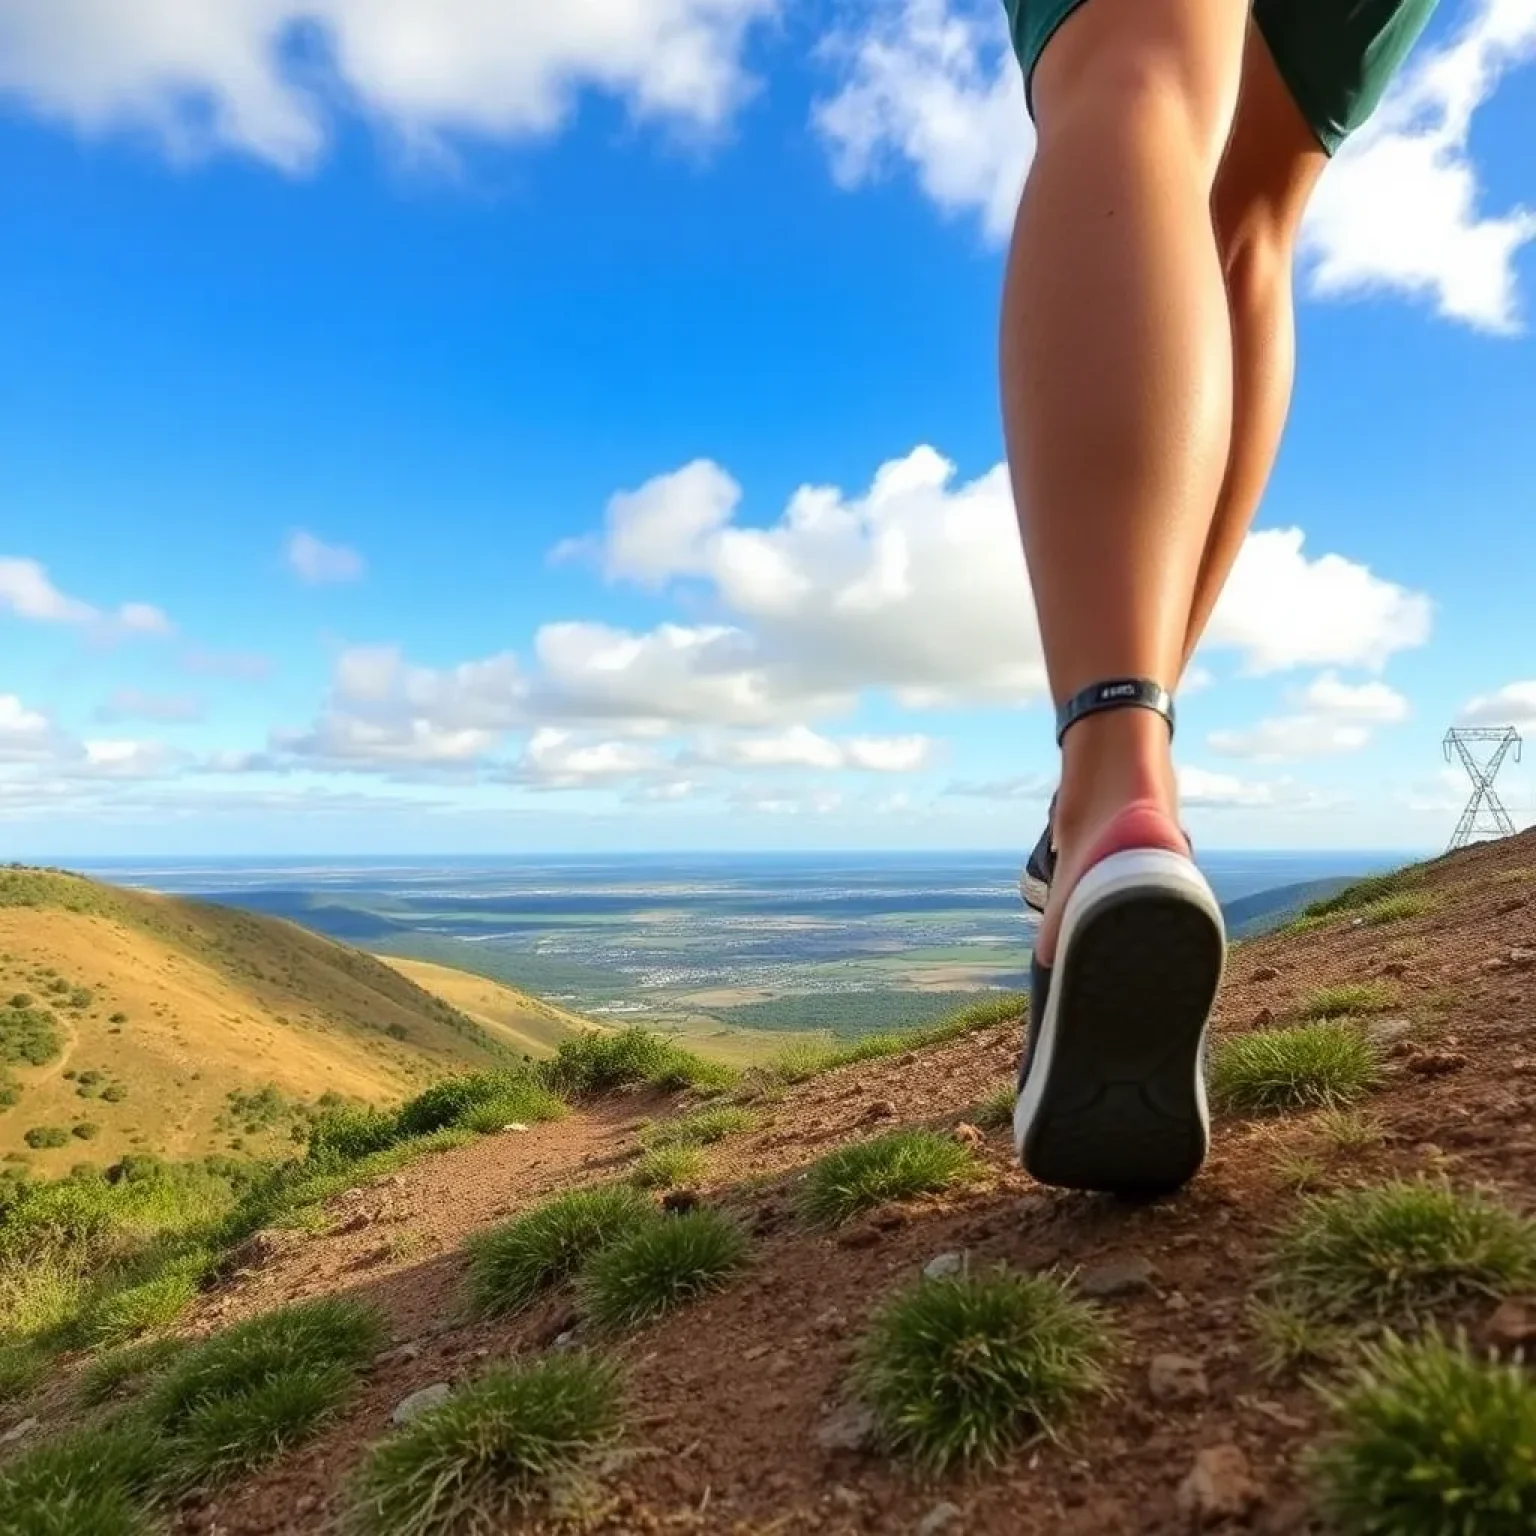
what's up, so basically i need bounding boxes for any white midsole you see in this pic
[1013,848,1225,1158]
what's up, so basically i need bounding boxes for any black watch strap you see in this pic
[1055,678,1175,746]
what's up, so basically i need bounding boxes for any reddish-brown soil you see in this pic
[26,833,1536,1533]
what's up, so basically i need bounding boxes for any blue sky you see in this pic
[1,0,1533,857]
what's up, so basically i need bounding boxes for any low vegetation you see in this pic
[1267,1179,1536,1329]
[0,1419,163,1536]
[581,1208,749,1331]
[344,1355,625,1536]
[1293,981,1398,1021]
[464,1186,656,1317]
[1208,1023,1381,1113]
[638,1105,756,1149]
[1311,1331,1536,1535]
[854,1269,1115,1474]
[1353,891,1435,926]
[1301,870,1417,919]
[800,1129,978,1228]
[629,1145,704,1190]
[77,1336,189,1406]
[537,1027,737,1098]
[971,1082,1016,1132]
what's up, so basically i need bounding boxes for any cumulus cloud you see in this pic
[814,0,1534,331]
[0,0,776,170]
[1209,670,1412,761]
[0,695,59,763]
[1459,679,1536,731]
[0,557,172,638]
[813,0,1029,243]
[687,725,935,772]
[1300,0,1536,334]
[287,529,365,584]
[96,688,205,724]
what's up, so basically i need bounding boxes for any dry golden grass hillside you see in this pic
[0,867,578,1172]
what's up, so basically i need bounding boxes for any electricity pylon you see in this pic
[1443,726,1521,851]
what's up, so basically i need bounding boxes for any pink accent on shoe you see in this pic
[1075,799,1189,880]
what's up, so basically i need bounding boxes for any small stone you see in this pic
[814,1402,879,1453]
[923,1252,964,1281]
[375,1340,423,1367]
[1486,1297,1536,1353]
[501,1122,530,1133]
[1509,947,1536,969]
[915,1502,963,1535]
[1177,1445,1262,1526]
[862,1099,898,1123]
[0,1417,38,1446]
[1165,1291,1190,1313]
[830,1485,863,1511]
[1252,1006,1274,1028]
[1077,1255,1157,1297]
[295,1493,318,1516]
[552,1330,579,1351]
[1365,1016,1414,1049]
[661,1188,700,1215]
[744,1343,773,1362]
[952,1122,984,1147]
[1148,1353,1209,1404]
[815,1305,848,1336]
[392,1383,452,1425]
[1482,956,1511,973]
[1251,965,1280,983]
[1406,1049,1468,1077]
[1380,960,1409,978]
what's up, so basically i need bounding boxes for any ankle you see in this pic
[1055,708,1177,847]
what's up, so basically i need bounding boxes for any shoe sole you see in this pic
[1014,849,1225,1195]
[1020,869,1050,914]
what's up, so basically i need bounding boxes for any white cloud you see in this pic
[1204,530,1431,675]
[0,0,775,170]
[181,646,273,681]
[1460,679,1536,731]
[0,695,58,762]
[515,727,664,789]
[598,459,742,587]
[0,557,172,637]
[815,0,1535,332]
[287,529,365,584]
[97,688,204,724]
[814,0,1029,243]
[80,738,188,778]
[1209,670,1411,761]
[688,725,934,772]
[1178,766,1285,809]
[1300,0,1536,334]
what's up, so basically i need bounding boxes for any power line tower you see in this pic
[1443,726,1522,851]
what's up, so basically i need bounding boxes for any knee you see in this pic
[1033,35,1236,180]
[1215,203,1294,312]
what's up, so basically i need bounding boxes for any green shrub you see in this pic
[395,1070,565,1138]
[1269,1180,1536,1328]
[84,1251,210,1347]
[24,1126,69,1150]
[100,1084,128,1104]
[71,1122,100,1141]
[344,1356,624,1536]
[0,1072,20,1111]
[629,1146,704,1190]
[972,1083,1016,1132]
[855,1269,1114,1474]
[1356,892,1434,926]
[1303,871,1415,918]
[306,1104,401,1164]
[1311,1331,1536,1536]
[464,1186,657,1317]
[800,1130,978,1228]
[1209,1023,1380,1113]
[538,1028,734,1098]
[0,1339,48,1402]
[582,1209,748,1332]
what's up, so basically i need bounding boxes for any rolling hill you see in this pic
[0,866,587,1173]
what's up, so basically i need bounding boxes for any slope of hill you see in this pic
[4,832,1535,1534]
[1221,873,1361,938]
[0,867,540,1171]
[378,956,592,1058]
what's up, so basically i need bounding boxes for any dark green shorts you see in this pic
[1004,0,1439,154]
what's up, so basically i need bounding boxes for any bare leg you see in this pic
[1181,24,1329,670]
[1001,0,1249,963]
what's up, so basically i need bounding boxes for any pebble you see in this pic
[1077,1255,1157,1297]
[922,1251,965,1281]
[552,1330,579,1351]
[952,1122,985,1146]
[1250,966,1280,982]
[813,1402,879,1453]
[915,1502,963,1535]
[501,1122,530,1133]
[862,1099,899,1123]
[0,1417,38,1446]
[1252,1006,1274,1027]
[392,1383,452,1425]
[1364,1016,1414,1049]
[1486,1297,1536,1352]
[1177,1444,1262,1526]
[1148,1353,1209,1405]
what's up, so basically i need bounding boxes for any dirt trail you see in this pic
[44,833,1536,1534]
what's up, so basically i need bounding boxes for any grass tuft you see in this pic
[854,1269,1114,1475]
[972,1083,1016,1132]
[1248,1297,1346,1378]
[463,1186,656,1318]
[638,1106,756,1149]
[1269,1179,1536,1328]
[147,1295,384,1484]
[1209,1023,1380,1114]
[537,1028,736,1098]
[629,1146,704,1191]
[0,1339,48,1403]
[1315,1109,1386,1154]
[395,1070,566,1139]
[1302,870,1417,918]
[344,1355,623,1536]
[800,1130,980,1228]
[1354,892,1434,927]
[1294,982,1398,1021]
[1311,1331,1536,1536]
[77,1336,189,1407]
[0,1420,162,1536]
[581,1209,748,1331]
